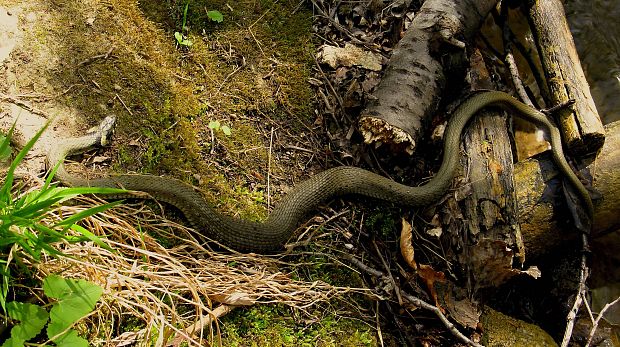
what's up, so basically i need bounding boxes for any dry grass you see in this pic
[33,191,373,346]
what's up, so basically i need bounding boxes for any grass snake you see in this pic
[48,91,594,252]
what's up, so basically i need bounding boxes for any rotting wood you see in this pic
[527,0,605,154]
[359,0,500,155]
[516,120,620,260]
[462,50,524,262]
[438,49,525,290]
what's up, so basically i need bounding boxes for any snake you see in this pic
[48,91,594,252]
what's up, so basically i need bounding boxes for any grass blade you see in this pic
[55,200,122,227]
[0,121,49,198]
[70,224,114,253]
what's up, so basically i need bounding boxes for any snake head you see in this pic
[97,115,117,146]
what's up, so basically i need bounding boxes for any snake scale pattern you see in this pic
[48,91,594,252]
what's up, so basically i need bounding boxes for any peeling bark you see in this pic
[359,0,499,154]
[527,0,605,154]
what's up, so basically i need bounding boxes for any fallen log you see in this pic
[527,0,605,154]
[359,0,500,154]
[515,120,619,259]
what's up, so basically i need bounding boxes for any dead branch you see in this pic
[359,0,499,154]
[346,254,482,347]
[0,93,51,118]
[561,234,589,347]
[585,295,620,347]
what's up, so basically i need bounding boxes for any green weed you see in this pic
[0,121,125,312]
[174,2,224,47]
[174,1,193,47]
[207,10,224,23]
[208,120,232,136]
[2,274,103,347]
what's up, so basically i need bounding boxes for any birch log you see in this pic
[359,0,500,155]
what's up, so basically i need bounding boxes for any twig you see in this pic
[585,295,620,347]
[504,49,534,106]
[375,301,385,347]
[500,11,534,107]
[284,144,314,154]
[373,241,403,305]
[401,292,483,347]
[285,209,351,250]
[78,46,114,66]
[267,126,274,209]
[561,233,590,347]
[313,57,349,122]
[170,304,236,345]
[115,93,134,116]
[209,127,216,154]
[0,93,51,118]
[346,254,482,347]
[344,254,384,278]
[309,0,375,49]
[215,60,246,96]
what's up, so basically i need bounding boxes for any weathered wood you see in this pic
[465,53,522,256]
[527,0,605,154]
[359,0,499,154]
[516,120,620,259]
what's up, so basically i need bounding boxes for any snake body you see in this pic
[49,91,594,252]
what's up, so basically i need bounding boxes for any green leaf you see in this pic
[174,31,192,47]
[207,10,224,23]
[0,121,49,199]
[4,301,49,344]
[0,133,12,161]
[55,200,122,228]
[53,329,89,347]
[70,224,115,253]
[221,125,232,136]
[208,120,220,130]
[44,275,102,343]
[1,337,25,347]
[182,1,190,29]
[0,121,16,166]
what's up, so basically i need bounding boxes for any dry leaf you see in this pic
[400,218,417,270]
[318,43,383,71]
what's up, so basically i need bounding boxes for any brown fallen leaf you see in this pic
[400,218,446,308]
[399,218,417,270]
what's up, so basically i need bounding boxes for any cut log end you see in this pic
[359,116,416,155]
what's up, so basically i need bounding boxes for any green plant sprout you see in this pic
[174,1,192,47]
[2,275,103,347]
[208,120,232,136]
[207,10,224,23]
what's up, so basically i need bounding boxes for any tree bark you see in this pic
[527,0,605,154]
[516,120,620,260]
[359,0,500,155]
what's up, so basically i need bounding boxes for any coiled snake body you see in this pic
[48,91,594,252]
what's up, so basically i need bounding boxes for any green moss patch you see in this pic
[220,304,376,347]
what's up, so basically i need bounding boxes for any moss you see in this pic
[13,0,315,221]
[364,207,400,237]
[482,306,558,347]
[219,304,376,347]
